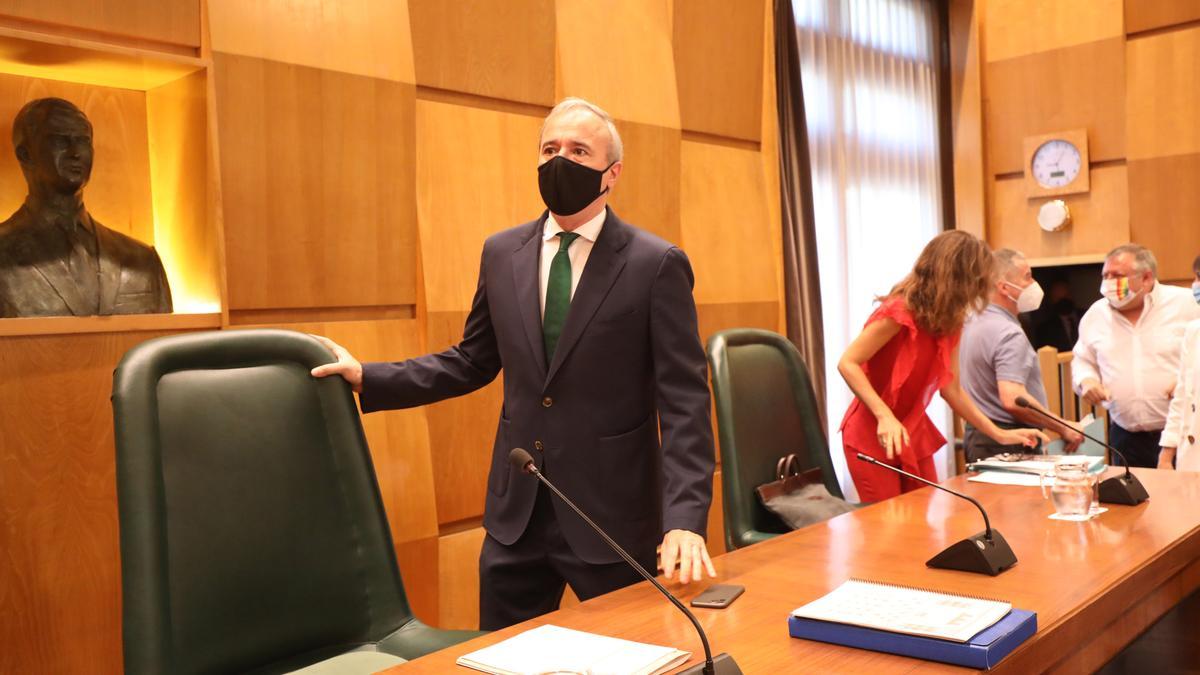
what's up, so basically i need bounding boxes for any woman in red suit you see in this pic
[837,231,1048,502]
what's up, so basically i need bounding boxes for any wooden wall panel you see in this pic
[984,0,1123,62]
[206,0,414,83]
[680,141,777,305]
[438,526,487,630]
[949,0,986,237]
[989,164,1130,262]
[1126,26,1200,160]
[1125,0,1200,35]
[607,121,681,244]
[758,0,786,332]
[555,0,680,129]
[696,302,780,347]
[0,329,184,675]
[214,53,417,311]
[0,76,153,244]
[146,70,220,313]
[424,311,504,525]
[409,0,555,105]
[1128,154,1200,282]
[395,536,440,625]
[415,99,544,313]
[672,0,764,142]
[985,38,1126,175]
[0,0,199,49]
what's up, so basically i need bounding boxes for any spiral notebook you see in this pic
[791,579,1012,643]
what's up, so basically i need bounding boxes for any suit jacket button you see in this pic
[534,440,544,451]
[1190,435,1196,445]
[542,396,553,408]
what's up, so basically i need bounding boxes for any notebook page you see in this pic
[792,579,1012,643]
[456,624,689,675]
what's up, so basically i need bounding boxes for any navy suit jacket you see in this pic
[360,208,715,564]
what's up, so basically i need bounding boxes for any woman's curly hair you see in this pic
[883,230,994,335]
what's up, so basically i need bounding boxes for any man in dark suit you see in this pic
[313,97,717,630]
[0,98,172,317]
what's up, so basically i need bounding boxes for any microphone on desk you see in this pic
[508,448,742,675]
[854,452,1017,576]
[1014,396,1149,505]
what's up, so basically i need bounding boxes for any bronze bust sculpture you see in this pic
[0,98,172,317]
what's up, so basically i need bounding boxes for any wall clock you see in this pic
[1023,129,1089,199]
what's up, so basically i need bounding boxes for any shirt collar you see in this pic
[986,302,1019,322]
[544,208,606,244]
[1144,280,1162,311]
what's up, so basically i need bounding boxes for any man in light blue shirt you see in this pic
[960,249,1083,462]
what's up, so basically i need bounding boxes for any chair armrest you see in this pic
[378,619,488,661]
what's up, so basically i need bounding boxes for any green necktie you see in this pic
[544,231,581,362]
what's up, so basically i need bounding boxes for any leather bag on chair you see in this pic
[756,454,854,530]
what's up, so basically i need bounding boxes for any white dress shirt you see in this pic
[1161,320,1200,469]
[538,210,606,317]
[1073,282,1200,431]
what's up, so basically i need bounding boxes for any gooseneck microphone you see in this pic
[855,452,1017,576]
[1014,396,1149,505]
[507,448,741,675]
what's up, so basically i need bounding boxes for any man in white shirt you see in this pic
[1074,244,1200,467]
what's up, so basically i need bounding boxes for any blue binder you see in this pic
[788,608,1037,669]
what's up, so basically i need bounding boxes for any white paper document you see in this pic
[455,624,690,675]
[967,471,1043,487]
[792,579,1012,643]
[968,454,1104,476]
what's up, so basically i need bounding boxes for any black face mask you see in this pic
[537,155,615,216]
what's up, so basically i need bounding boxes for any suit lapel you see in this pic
[19,223,90,316]
[544,210,629,387]
[512,215,548,377]
[94,224,121,313]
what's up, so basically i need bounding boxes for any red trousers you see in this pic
[843,445,938,503]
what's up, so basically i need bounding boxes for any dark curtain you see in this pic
[775,0,827,424]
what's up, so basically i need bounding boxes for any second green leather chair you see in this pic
[707,328,844,551]
[112,329,483,675]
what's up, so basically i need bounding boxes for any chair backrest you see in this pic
[1037,345,1110,459]
[112,329,412,675]
[707,329,842,551]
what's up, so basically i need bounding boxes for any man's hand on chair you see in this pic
[310,335,363,393]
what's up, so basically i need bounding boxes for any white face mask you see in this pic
[1192,281,1200,304]
[1101,277,1139,310]
[1003,280,1044,313]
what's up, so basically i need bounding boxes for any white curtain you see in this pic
[792,0,950,501]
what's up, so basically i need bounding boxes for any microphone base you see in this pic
[926,529,1017,576]
[1099,471,1149,505]
[677,653,742,675]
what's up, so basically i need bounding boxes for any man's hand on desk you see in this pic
[1080,379,1111,407]
[660,529,716,585]
[310,335,364,393]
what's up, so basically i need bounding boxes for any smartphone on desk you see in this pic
[690,584,744,609]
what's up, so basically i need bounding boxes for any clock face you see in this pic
[1031,140,1082,188]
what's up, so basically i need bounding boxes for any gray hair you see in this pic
[539,97,624,164]
[1106,243,1158,277]
[993,248,1026,281]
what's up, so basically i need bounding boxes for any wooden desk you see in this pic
[386,469,1200,673]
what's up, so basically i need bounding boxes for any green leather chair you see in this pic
[112,329,483,675]
[707,328,844,551]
